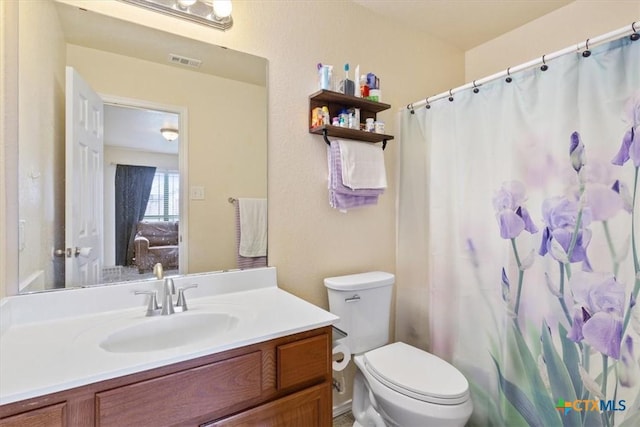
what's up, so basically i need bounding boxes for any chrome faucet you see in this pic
[161,278,176,315]
[135,275,198,316]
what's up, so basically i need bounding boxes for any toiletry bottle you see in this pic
[339,109,349,127]
[317,64,333,91]
[322,106,330,125]
[365,118,375,132]
[352,108,360,129]
[360,76,369,97]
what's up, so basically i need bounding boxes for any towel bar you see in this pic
[323,128,387,150]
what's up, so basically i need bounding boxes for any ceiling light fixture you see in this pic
[161,128,179,142]
[119,0,233,31]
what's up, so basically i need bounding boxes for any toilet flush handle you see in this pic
[345,294,361,303]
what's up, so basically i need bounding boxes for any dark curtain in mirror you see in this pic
[115,165,157,266]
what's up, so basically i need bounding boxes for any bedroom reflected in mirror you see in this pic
[17,0,267,293]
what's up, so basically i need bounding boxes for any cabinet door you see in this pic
[205,382,331,427]
[0,403,66,427]
[277,334,330,390]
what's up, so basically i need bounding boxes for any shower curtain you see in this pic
[399,37,640,426]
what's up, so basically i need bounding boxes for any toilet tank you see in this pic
[324,271,394,354]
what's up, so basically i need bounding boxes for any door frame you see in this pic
[101,94,189,275]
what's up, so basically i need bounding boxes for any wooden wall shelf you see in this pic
[309,90,394,149]
[310,125,393,144]
[309,90,391,113]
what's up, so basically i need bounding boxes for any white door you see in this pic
[65,67,104,287]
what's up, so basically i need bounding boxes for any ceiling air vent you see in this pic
[168,54,202,68]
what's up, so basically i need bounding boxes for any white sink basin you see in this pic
[99,312,238,353]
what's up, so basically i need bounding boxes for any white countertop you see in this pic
[0,268,338,405]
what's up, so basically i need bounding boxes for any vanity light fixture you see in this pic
[161,127,179,142]
[119,0,233,31]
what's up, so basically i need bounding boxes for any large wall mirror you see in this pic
[18,0,268,293]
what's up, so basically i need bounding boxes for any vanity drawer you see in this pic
[0,402,66,427]
[205,382,331,427]
[96,351,262,427]
[277,334,330,390]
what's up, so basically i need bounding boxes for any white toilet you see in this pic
[325,272,473,427]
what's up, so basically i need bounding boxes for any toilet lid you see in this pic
[364,342,469,405]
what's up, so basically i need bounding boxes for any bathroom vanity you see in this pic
[0,268,338,426]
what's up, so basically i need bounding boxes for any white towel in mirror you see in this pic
[238,198,267,257]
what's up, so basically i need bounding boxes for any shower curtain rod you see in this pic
[407,21,639,110]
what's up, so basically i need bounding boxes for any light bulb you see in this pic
[176,0,197,8]
[212,0,232,18]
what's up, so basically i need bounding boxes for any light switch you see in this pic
[190,186,205,200]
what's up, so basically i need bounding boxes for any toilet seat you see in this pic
[363,342,470,405]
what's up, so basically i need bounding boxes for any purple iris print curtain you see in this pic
[398,37,640,426]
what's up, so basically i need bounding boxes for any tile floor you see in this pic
[333,411,355,427]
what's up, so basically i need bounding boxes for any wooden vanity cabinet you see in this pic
[0,327,332,427]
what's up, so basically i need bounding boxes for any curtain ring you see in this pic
[472,80,479,93]
[631,22,639,41]
[407,104,415,114]
[505,67,512,83]
[448,89,454,102]
[425,98,431,110]
[540,55,548,71]
[582,38,591,57]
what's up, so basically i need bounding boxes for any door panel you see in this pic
[65,66,103,286]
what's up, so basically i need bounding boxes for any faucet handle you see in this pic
[176,284,198,312]
[134,290,159,316]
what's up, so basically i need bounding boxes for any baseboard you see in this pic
[333,400,352,418]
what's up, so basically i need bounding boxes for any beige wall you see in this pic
[1,0,464,301]
[30,0,462,309]
[465,0,640,81]
[2,1,636,310]
[67,44,267,274]
[17,0,66,290]
[0,0,19,299]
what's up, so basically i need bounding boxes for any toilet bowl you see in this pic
[324,272,473,427]
[352,342,472,427]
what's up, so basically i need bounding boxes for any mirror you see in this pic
[18,0,268,293]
